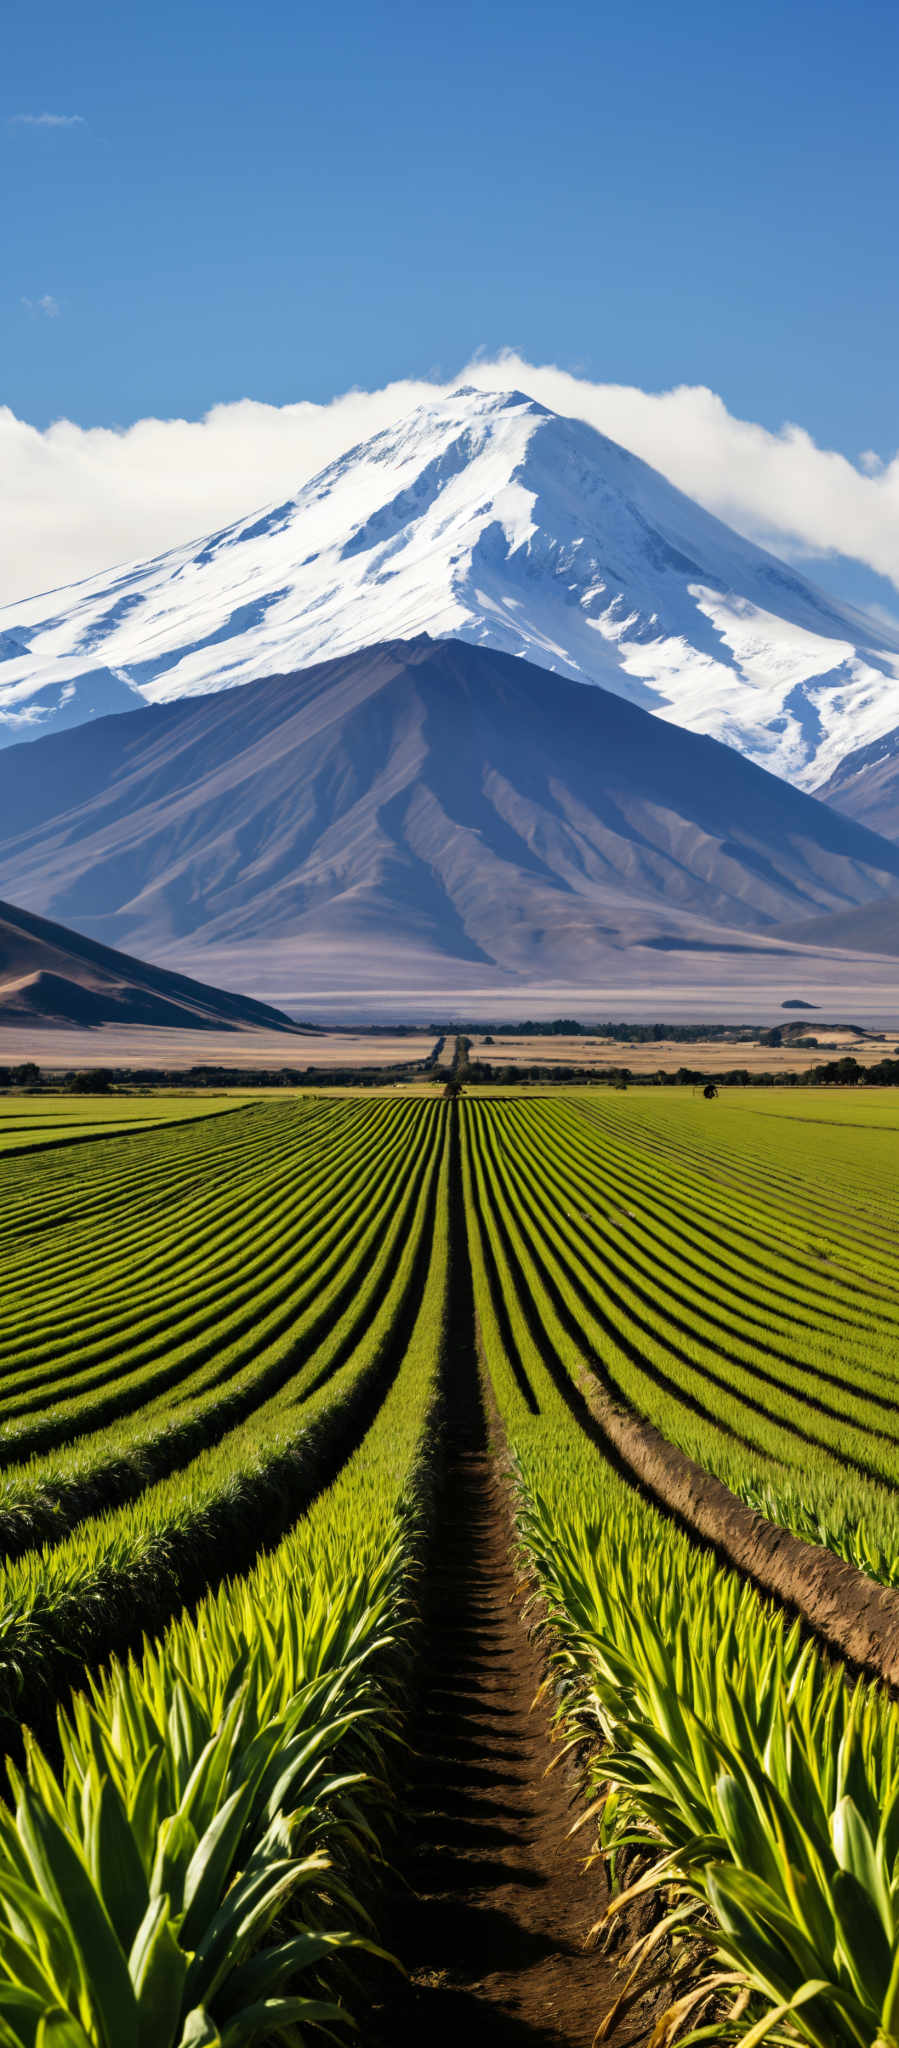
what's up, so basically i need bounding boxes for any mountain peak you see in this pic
[2,383,899,788]
[443,383,552,414]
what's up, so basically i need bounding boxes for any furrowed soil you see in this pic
[371,1117,640,2046]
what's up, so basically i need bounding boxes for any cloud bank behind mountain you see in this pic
[4,352,899,607]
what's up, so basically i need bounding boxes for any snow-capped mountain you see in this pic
[3,385,899,789]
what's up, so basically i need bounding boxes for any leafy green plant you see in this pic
[461,1095,899,2045]
[0,1110,450,2044]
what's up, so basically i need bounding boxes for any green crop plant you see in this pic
[460,1096,899,2045]
[3,1081,899,2040]
[466,1093,899,1583]
[738,1478,899,1591]
[0,1094,244,1160]
[0,1102,444,1730]
[0,1099,428,1511]
[0,1102,419,1436]
[0,1109,450,2046]
[521,1482,899,2047]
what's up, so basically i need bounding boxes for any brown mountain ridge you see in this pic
[0,898,303,1032]
[3,636,899,1000]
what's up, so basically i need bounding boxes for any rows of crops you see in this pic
[0,1094,451,2045]
[0,1095,444,1733]
[0,1092,243,1157]
[1,1085,898,2044]
[464,1091,899,1581]
[461,1092,899,2045]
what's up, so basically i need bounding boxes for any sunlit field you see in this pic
[0,1083,896,2045]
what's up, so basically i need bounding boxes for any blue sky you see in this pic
[4,0,899,461]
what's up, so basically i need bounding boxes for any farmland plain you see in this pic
[5,1021,897,1078]
[0,1025,440,1069]
[0,1083,898,2046]
[471,1027,899,1073]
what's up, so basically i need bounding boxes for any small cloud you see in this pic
[860,450,883,476]
[861,600,899,633]
[21,294,60,318]
[9,112,85,129]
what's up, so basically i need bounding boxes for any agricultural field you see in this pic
[0,1084,898,2045]
[469,1027,899,1073]
[0,1092,247,1155]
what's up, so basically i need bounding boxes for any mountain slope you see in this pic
[2,637,899,1001]
[0,898,303,1031]
[3,387,898,788]
[813,725,899,843]
[776,897,899,958]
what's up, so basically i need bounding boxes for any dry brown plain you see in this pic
[469,1029,899,1074]
[0,1026,438,1071]
[2,1022,896,1079]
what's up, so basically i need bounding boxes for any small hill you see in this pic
[775,896,899,958]
[0,898,303,1031]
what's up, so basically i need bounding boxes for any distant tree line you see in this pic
[442,1054,899,1088]
[3,1050,899,1093]
[453,1018,875,1044]
[0,1060,431,1092]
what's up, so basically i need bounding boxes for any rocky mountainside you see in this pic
[2,637,899,1004]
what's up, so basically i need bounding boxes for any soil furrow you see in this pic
[374,1112,633,2046]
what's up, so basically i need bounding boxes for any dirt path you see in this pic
[373,1118,639,2046]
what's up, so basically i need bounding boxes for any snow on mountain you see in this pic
[3,384,899,788]
[813,722,899,842]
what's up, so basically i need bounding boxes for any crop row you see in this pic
[0,1098,291,1263]
[0,1101,445,1738]
[0,1110,452,2047]
[0,1094,242,1158]
[0,1106,405,1421]
[0,1102,351,1341]
[460,1100,899,2045]
[0,1099,431,1554]
[579,1089,899,1270]
[4,1083,899,2043]
[464,1095,899,1574]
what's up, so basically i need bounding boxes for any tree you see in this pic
[444,1033,471,1098]
[10,1062,41,1088]
[703,1082,718,1099]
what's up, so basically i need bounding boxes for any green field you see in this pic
[0,1092,247,1155]
[465,1089,899,1576]
[0,1086,897,2046]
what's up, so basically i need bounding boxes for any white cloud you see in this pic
[21,295,60,319]
[3,351,899,604]
[9,112,85,128]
